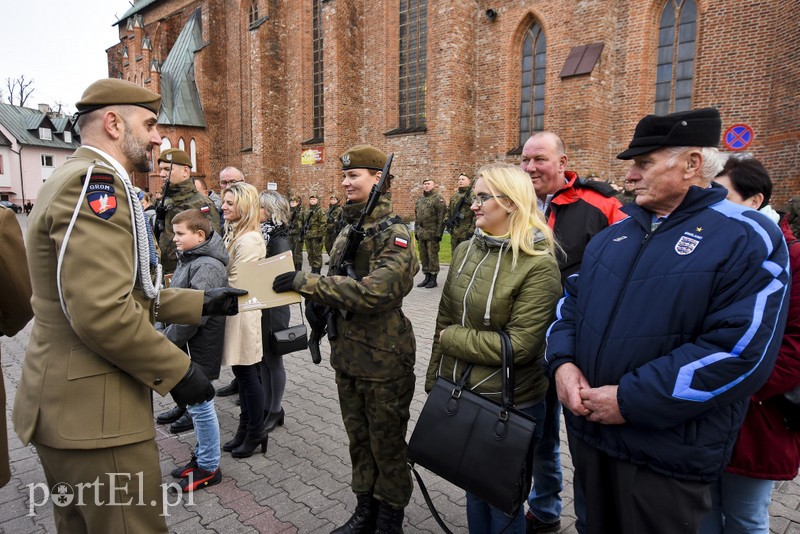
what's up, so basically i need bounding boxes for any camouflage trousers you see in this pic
[325,231,337,256]
[305,237,324,272]
[335,371,415,508]
[289,236,304,270]
[417,239,440,274]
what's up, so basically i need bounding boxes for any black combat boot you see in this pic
[332,493,380,534]
[374,502,404,534]
[424,273,438,289]
[416,273,431,288]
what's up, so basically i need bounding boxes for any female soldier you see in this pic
[426,163,562,533]
[273,145,418,533]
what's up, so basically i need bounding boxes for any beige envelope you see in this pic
[237,251,302,311]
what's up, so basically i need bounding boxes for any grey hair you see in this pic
[259,190,290,226]
[665,146,724,181]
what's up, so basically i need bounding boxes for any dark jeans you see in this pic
[232,363,265,432]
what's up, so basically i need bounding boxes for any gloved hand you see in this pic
[305,300,328,331]
[202,287,248,316]
[170,361,215,406]
[273,271,299,293]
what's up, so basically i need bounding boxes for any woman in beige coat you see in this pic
[220,183,268,458]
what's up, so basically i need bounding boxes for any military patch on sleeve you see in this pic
[200,205,210,214]
[87,186,118,219]
[80,173,115,184]
[394,237,409,248]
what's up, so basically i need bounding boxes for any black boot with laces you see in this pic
[331,493,380,534]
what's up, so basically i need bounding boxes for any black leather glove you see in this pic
[273,271,299,293]
[202,287,247,316]
[170,361,215,406]
[305,300,328,331]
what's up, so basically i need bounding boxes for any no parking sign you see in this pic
[723,124,754,151]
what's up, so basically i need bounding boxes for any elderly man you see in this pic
[520,131,625,533]
[545,108,790,533]
[12,79,243,533]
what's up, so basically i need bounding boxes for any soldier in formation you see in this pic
[287,196,305,270]
[304,194,327,274]
[325,195,343,256]
[414,178,447,289]
[446,173,475,255]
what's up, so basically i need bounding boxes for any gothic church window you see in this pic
[312,0,324,140]
[655,0,696,115]
[518,21,546,148]
[398,0,427,130]
[249,0,259,26]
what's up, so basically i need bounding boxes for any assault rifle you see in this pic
[307,153,395,365]
[153,162,173,241]
[444,181,473,232]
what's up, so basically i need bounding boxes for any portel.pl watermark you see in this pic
[27,472,194,517]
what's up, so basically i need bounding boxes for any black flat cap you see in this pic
[617,108,722,160]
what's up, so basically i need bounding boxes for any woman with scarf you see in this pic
[426,162,562,533]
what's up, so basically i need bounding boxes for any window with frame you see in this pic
[0,155,4,174]
[311,0,324,141]
[41,154,54,167]
[249,0,259,26]
[516,22,546,149]
[39,127,52,141]
[397,0,427,131]
[655,0,696,115]
[64,131,72,143]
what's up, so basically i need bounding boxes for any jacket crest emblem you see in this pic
[675,235,699,255]
[87,191,117,219]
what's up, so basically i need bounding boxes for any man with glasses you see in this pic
[520,131,625,533]
[218,166,245,190]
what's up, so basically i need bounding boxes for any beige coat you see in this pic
[0,207,33,486]
[13,147,204,450]
[222,230,265,366]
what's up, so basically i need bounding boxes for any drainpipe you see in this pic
[10,144,25,205]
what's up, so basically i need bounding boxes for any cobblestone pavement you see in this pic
[2,214,799,533]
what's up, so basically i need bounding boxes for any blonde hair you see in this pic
[476,162,556,267]
[223,182,261,248]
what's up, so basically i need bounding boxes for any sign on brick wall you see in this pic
[301,148,324,165]
[723,124,754,151]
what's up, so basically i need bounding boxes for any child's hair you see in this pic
[172,209,211,238]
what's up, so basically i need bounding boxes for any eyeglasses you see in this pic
[471,193,508,207]
[220,179,244,187]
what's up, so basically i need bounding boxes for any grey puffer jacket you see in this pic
[426,228,561,406]
[157,230,229,379]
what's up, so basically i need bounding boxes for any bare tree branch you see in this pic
[5,75,35,106]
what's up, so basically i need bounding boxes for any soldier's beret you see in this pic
[340,145,387,171]
[309,194,318,199]
[158,148,192,167]
[617,108,721,160]
[76,78,161,116]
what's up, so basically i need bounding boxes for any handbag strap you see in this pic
[499,330,514,408]
[293,301,306,326]
[409,464,455,534]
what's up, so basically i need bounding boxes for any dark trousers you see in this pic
[233,364,265,432]
[569,435,711,534]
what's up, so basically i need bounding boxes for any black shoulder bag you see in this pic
[268,302,308,356]
[407,331,537,530]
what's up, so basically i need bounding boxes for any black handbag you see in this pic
[408,331,537,526]
[268,303,308,356]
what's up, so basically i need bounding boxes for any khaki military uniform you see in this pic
[287,204,305,270]
[325,203,344,254]
[13,147,204,533]
[414,189,447,275]
[0,207,33,488]
[294,195,418,508]
[447,186,475,254]
[304,204,327,273]
[156,180,221,274]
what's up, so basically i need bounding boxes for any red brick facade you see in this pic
[108,0,800,217]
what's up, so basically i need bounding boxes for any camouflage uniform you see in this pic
[325,203,344,255]
[304,203,327,273]
[414,189,447,275]
[293,195,418,508]
[157,180,221,274]
[447,185,475,254]
[287,204,305,270]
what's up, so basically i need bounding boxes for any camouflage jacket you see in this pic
[287,205,305,238]
[326,204,344,235]
[157,179,221,274]
[414,190,447,240]
[447,186,476,239]
[292,195,419,379]
[304,205,327,240]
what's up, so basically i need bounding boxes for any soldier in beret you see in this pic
[325,195,343,256]
[546,108,790,533]
[287,196,306,270]
[446,173,476,255]
[273,144,419,532]
[414,178,447,289]
[304,194,327,274]
[12,79,244,533]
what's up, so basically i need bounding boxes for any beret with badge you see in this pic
[617,107,722,160]
[158,148,193,167]
[340,145,387,171]
[75,78,161,116]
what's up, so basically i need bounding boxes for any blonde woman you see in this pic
[220,183,268,458]
[425,162,562,533]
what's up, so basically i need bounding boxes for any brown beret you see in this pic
[76,78,161,116]
[158,148,192,167]
[340,145,387,171]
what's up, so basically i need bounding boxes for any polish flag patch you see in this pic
[394,237,408,248]
[200,205,210,213]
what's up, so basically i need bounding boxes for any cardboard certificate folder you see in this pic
[237,252,302,311]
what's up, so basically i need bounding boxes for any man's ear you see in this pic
[685,151,703,178]
[103,110,123,140]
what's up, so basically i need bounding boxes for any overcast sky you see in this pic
[0,0,133,113]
